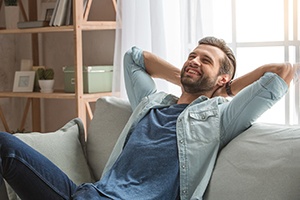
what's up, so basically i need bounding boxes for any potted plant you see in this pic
[37,68,55,93]
[4,0,19,29]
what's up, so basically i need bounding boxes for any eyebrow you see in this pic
[188,52,197,57]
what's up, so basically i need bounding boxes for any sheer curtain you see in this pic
[112,0,204,99]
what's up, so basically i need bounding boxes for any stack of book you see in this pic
[17,0,88,29]
[50,0,88,26]
[50,0,73,26]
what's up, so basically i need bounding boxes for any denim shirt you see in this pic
[102,47,288,200]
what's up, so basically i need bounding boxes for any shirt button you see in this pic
[201,115,206,120]
[182,165,185,169]
[182,190,187,194]
[180,139,184,144]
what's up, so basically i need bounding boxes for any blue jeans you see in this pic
[0,131,77,200]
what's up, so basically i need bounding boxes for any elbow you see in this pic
[274,63,294,86]
[261,63,294,86]
[123,46,144,69]
[123,47,134,69]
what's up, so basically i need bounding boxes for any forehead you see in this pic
[192,44,225,61]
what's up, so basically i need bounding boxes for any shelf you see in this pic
[0,21,116,34]
[0,26,74,34]
[0,91,112,101]
[81,21,117,30]
[0,91,74,99]
[0,0,117,133]
[81,92,112,102]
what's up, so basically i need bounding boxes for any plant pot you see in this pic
[5,6,19,29]
[39,80,54,93]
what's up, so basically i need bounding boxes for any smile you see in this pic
[186,67,201,76]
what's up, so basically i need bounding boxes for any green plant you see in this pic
[4,0,18,6]
[37,68,54,80]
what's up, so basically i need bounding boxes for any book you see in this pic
[83,0,88,18]
[50,0,88,26]
[53,0,69,26]
[49,0,60,26]
[65,0,73,25]
[17,21,50,29]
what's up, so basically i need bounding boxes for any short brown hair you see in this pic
[198,36,236,79]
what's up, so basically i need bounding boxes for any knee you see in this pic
[0,132,13,144]
[0,132,14,142]
[0,132,22,153]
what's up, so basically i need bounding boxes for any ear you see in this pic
[217,74,230,87]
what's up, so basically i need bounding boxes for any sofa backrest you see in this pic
[86,96,300,199]
[205,123,300,200]
[87,96,132,180]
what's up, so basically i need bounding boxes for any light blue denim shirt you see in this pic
[102,47,288,200]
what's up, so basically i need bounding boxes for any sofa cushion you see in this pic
[205,123,300,200]
[5,118,93,200]
[87,96,132,180]
[14,118,92,184]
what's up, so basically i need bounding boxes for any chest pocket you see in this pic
[187,109,220,143]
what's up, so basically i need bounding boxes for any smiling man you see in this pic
[0,37,294,200]
[98,36,294,199]
[180,42,234,98]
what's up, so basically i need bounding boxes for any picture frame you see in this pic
[39,1,56,21]
[45,8,54,21]
[13,71,35,92]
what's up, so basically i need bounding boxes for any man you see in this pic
[99,36,293,200]
[0,36,294,200]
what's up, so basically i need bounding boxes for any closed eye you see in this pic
[201,55,213,65]
[188,53,197,60]
[201,58,211,64]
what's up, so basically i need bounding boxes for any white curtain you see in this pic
[112,0,204,99]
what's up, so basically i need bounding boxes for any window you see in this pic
[195,0,300,124]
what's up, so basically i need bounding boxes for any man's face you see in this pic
[180,44,225,94]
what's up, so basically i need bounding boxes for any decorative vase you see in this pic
[38,80,54,93]
[5,6,19,29]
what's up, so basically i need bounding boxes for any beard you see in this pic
[180,68,218,94]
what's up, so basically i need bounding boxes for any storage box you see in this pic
[63,66,113,93]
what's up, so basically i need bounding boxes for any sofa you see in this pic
[1,96,300,200]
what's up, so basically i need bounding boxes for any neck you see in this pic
[177,83,222,104]
[177,90,213,104]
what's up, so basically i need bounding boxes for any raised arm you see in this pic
[231,63,294,95]
[215,63,294,97]
[143,51,181,86]
[220,63,294,147]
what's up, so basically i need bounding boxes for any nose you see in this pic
[189,57,201,67]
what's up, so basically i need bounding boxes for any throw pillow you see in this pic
[5,118,92,200]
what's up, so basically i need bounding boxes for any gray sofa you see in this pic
[1,96,300,199]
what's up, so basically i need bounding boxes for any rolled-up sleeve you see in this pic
[123,46,157,110]
[220,72,288,147]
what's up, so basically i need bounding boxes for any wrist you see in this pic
[226,80,234,97]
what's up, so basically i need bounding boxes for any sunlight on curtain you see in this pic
[113,0,166,98]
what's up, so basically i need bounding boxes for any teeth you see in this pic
[188,69,199,75]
